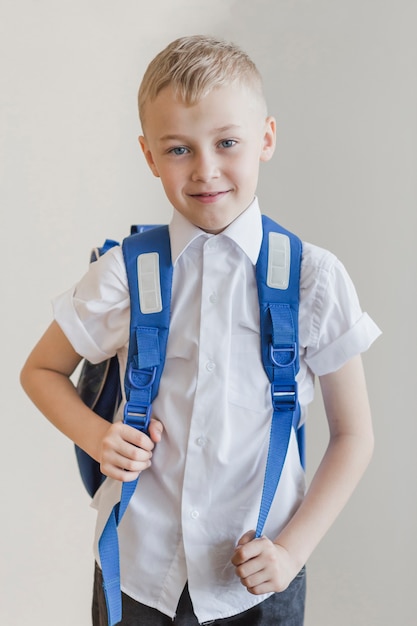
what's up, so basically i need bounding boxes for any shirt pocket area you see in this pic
[228,332,271,414]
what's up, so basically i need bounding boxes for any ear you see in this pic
[139,135,160,178]
[260,116,276,163]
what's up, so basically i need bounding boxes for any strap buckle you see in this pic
[124,365,156,432]
[271,382,298,412]
[270,343,297,367]
[123,402,152,432]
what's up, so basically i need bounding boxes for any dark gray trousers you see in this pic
[92,563,306,625]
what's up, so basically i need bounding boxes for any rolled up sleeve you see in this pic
[300,243,382,377]
[304,312,381,376]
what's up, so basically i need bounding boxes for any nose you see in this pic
[191,151,220,182]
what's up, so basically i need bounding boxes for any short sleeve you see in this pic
[52,246,130,363]
[299,243,381,376]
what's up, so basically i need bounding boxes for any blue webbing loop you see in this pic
[136,327,161,370]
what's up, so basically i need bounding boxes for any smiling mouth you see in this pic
[189,190,230,202]
[192,191,226,196]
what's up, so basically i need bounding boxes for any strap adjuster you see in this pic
[271,382,297,412]
[123,402,152,432]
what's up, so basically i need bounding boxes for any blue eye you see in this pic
[219,139,236,149]
[169,146,188,156]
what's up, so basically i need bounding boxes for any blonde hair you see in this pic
[138,35,265,127]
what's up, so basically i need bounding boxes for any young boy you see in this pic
[21,35,381,625]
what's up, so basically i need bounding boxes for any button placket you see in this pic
[181,236,226,534]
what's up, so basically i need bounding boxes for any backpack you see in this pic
[76,216,303,626]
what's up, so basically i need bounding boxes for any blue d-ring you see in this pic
[127,364,157,389]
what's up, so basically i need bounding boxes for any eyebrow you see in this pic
[158,124,242,143]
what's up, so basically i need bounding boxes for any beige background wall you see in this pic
[1,1,415,624]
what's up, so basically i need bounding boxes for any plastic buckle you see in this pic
[271,382,297,412]
[123,402,152,432]
[270,343,297,367]
[127,364,157,389]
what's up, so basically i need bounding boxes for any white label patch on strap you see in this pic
[137,252,163,314]
[267,232,291,290]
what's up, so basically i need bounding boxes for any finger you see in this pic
[148,418,163,443]
[122,424,155,451]
[232,531,260,566]
[102,425,153,460]
[103,464,142,482]
[119,452,152,476]
[237,530,256,547]
[114,439,153,466]
[234,556,263,583]
[240,569,269,594]
[101,449,152,481]
[245,580,275,596]
[102,434,153,467]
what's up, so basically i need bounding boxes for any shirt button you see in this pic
[196,436,207,447]
[206,238,218,250]
[191,510,200,520]
[209,292,217,304]
[206,361,216,372]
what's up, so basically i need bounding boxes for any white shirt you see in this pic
[53,198,381,622]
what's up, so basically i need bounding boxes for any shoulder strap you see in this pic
[255,215,302,538]
[98,225,172,626]
[122,225,173,430]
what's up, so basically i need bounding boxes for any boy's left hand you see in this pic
[231,531,299,595]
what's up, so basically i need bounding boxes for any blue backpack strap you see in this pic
[255,215,302,538]
[98,225,172,626]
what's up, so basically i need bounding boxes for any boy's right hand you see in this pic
[99,417,163,482]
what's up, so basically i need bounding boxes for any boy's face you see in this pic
[139,83,276,234]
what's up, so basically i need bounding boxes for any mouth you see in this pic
[189,190,230,203]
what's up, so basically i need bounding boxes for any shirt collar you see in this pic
[169,197,263,266]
